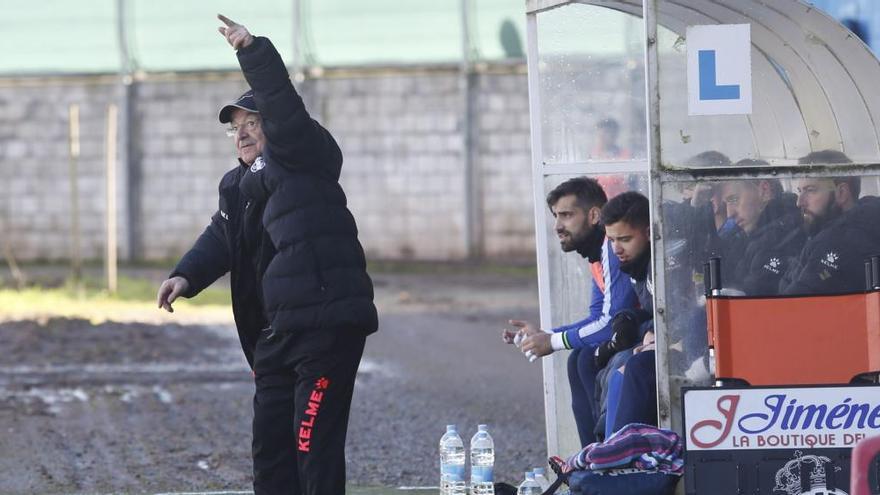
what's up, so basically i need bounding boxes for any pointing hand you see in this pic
[217,14,254,50]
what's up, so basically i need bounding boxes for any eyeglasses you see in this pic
[225,118,261,137]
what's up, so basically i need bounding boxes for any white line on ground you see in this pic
[0,358,385,377]
[0,363,248,375]
[151,491,254,495]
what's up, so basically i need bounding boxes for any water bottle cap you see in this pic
[478,424,488,431]
[534,468,545,475]
[446,424,456,431]
[525,471,535,479]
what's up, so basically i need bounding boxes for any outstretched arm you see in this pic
[159,209,231,313]
[216,14,343,180]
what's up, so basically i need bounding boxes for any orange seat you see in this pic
[705,291,880,386]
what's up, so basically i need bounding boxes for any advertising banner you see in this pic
[683,385,880,495]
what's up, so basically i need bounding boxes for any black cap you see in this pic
[218,89,258,123]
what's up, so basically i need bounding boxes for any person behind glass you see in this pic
[591,117,631,198]
[502,177,638,447]
[664,151,745,305]
[155,15,377,495]
[691,153,750,277]
[718,161,805,295]
[644,152,743,385]
[598,191,658,434]
[591,118,631,161]
[780,150,880,295]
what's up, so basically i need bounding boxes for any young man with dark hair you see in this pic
[593,191,653,367]
[599,191,658,433]
[504,176,638,446]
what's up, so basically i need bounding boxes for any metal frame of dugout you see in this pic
[523,0,880,478]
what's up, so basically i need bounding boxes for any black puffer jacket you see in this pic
[729,194,805,296]
[172,37,377,367]
[781,196,880,296]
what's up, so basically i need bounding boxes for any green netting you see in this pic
[0,0,526,75]
[129,0,294,72]
[3,0,119,74]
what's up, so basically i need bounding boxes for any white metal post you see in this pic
[525,8,567,460]
[105,105,119,294]
[641,0,672,429]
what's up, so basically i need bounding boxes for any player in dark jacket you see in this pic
[780,151,880,295]
[718,178,805,295]
[781,187,880,295]
[156,15,377,495]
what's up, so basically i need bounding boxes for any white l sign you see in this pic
[687,24,752,116]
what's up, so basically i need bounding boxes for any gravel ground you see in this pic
[0,269,544,494]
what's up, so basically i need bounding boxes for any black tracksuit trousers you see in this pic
[251,327,366,495]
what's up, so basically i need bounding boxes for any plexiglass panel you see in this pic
[536,4,647,165]
[659,169,880,421]
[654,0,880,167]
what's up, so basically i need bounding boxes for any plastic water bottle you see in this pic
[470,424,495,495]
[517,471,541,495]
[439,425,466,495]
[533,468,550,492]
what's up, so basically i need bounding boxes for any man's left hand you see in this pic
[217,14,254,50]
[521,332,554,359]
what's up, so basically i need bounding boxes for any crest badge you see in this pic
[820,251,840,270]
[773,451,846,495]
[250,156,266,173]
[763,257,782,274]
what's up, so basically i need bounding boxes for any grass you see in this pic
[0,274,232,322]
[11,258,537,277]
[71,274,232,306]
[0,259,536,322]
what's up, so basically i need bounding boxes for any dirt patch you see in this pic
[0,319,238,366]
[0,269,545,494]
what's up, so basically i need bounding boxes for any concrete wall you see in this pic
[0,64,535,263]
[0,80,124,261]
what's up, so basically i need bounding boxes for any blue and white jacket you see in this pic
[549,228,639,351]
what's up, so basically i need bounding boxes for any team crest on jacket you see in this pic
[820,251,839,270]
[250,156,266,173]
[763,257,781,275]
